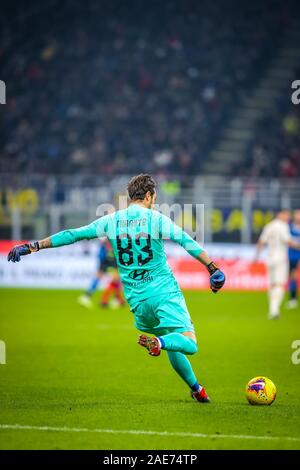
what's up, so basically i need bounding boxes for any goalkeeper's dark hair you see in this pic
[127,174,156,201]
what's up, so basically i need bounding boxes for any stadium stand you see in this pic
[241,84,300,178]
[1,0,298,177]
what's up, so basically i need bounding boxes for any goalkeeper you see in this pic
[8,174,225,403]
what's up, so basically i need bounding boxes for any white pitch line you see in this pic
[1,424,300,443]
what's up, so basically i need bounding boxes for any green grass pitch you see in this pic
[0,288,300,450]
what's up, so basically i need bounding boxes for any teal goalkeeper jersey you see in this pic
[50,204,203,310]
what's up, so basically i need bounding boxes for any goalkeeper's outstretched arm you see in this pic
[159,213,225,293]
[179,234,226,294]
[37,237,52,250]
[7,219,104,263]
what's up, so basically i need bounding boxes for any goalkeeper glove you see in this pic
[7,242,40,263]
[207,261,225,293]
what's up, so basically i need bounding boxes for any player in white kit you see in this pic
[255,210,300,319]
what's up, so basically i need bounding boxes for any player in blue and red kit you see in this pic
[287,210,300,309]
[78,240,124,309]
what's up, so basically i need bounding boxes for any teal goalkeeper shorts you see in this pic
[133,292,195,336]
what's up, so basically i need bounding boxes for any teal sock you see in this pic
[158,333,198,355]
[167,351,199,389]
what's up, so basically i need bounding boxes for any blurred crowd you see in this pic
[0,0,296,177]
[242,92,300,178]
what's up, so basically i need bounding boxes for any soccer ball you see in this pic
[246,376,277,405]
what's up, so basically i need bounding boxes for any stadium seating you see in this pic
[241,89,300,178]
[0,0,297,177]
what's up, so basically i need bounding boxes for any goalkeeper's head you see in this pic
[127,174,157,209]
